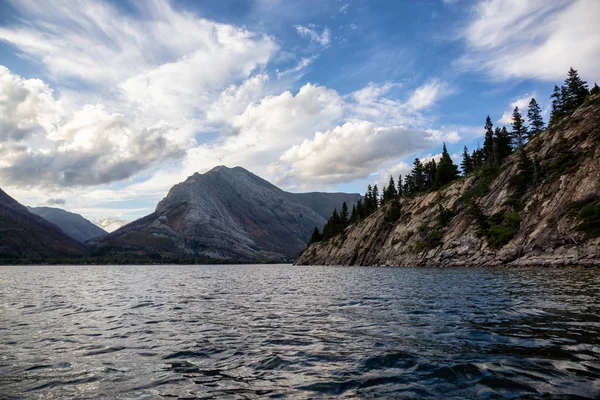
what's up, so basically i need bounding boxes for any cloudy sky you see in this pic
[0,0,598,231]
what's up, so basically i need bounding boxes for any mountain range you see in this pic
[0,167,360,263]
[0,189,86,262]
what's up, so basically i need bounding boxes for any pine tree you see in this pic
[591,83,600,96]
[340,202,349,226]
[550,85,565,126]
[471,147,485,170]
[403,173,415,196]
[383,175,397,203]
[397,175,403,198]
[364,185,374,216]
[527,98,544,137]
[411,158,425,192]
[356,199,365,221]
[434,143,459,187]
[564,67,589,111]
[423,159,437,190]
[511,106,527,148]
[308,227,322,244]
[550,68,590,125]
[483,116,495,163]
[349,204,357,224]
[372,185,380,209]
[494,126,513,162]
[461,146,474,175]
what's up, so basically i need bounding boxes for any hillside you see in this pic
[96,166,361,261]
[28,207,108,243]
[296,95,600,267]
[0,189,87,262]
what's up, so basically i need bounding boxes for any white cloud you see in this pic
[276,55,318,79]
[270,121,453,187]
[0,0,280,189]
[295,25,331,46]
[459,0,600,81]
[498,93,535,125]
[406,80,452,110]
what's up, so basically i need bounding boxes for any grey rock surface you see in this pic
[296,95,600,268]
[98,166,361,261]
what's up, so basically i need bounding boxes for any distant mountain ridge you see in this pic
[28,206,107,243]
[97,166,361,261]
[0,189,87,262]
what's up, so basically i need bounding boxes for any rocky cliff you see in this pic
[296,95,600,267]
[97,166,361,261]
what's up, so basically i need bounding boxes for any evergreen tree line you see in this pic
[307,68,597,246]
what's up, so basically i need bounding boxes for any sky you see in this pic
[0,0,598,231]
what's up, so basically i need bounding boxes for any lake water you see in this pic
[1,264,599,399]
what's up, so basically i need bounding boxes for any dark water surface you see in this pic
[1,265,599,399]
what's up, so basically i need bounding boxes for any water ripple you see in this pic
[1,264,599,398]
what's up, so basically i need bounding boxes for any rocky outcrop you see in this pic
[28,206,108,243]
[97,166,361,261]
[296,95,600,267]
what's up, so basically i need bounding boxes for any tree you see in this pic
[397,175,404,197]
[511,106,527,148]
[550,85,565,126]
[550,68,590,126]
[423,159,437,190]
[383,175,397,204]
[364,185,375,216]
[494,126,512,162]
[483,116,495,163]
[564,67,589,111]
[355,199,365,221]
[403,173,416,196]
[308,227,322,244]
[340,202,349,226]
[471,147,485,170]
[372,185,380,209]
[527,98,544,137]
[411,158,425,192]
[349,204,358,224]
[434,143,459,187]
[461,146,474,175]
[591,83,600,96]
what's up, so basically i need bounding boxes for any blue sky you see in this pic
[0,0,598,230]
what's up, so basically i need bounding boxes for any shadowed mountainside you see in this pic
[0,189,87,262]
[28,206,107,243]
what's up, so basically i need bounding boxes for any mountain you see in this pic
[96,166,361,261]
[28,206,108,243]
[296,94,600,268]
[0,189,87,262]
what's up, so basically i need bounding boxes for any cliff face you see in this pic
[98,166,361,261]
[296,96,600,267]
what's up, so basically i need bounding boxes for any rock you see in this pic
[296,95,600,268]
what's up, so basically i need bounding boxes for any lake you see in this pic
[1,264,599,399]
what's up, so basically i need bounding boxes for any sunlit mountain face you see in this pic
[0,0,598,228]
